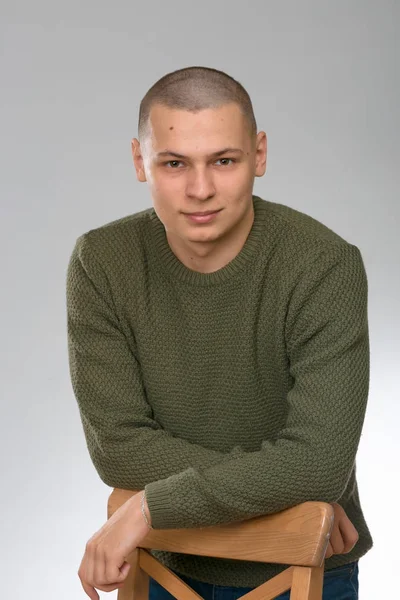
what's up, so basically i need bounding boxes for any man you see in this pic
[66,66,373,600]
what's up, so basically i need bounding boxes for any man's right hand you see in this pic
[325,502,359,558]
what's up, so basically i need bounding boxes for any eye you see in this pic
[216,158,235,166]
[165,160,183,168]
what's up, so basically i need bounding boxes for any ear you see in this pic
[254,132,267,178]
[131,138,147,182]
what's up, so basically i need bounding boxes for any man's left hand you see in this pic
[78,490,151,600]
[325,502,359,558]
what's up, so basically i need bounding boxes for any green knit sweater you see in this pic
[66,195,373,587]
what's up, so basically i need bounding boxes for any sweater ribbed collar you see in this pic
[148,195,268,287]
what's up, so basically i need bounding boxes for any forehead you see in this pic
[146,103,250,152]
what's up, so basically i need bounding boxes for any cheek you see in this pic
[151,170,184,195]
[151,185,178,222]
[221,166,253,192]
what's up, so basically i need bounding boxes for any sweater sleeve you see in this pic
[66,234,235,491]
[144,243,370,529]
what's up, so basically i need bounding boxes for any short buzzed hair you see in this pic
[138,66,257,143]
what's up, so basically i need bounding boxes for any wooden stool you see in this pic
[108,489,333,600]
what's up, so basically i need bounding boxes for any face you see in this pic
[131,102,267,251]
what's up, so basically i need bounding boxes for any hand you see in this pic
[78,491,151,600]
[325,502,359,558]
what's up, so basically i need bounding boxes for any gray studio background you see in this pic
[1,1,398,598]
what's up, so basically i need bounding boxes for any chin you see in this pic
[187,229,225,243]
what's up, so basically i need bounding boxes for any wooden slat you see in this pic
[290,566,324,600]
[108,489,333,568]
[139,549,204,600]
[240,567,294,600]
[139,552,296,600]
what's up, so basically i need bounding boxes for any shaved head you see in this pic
[138,66,257,144]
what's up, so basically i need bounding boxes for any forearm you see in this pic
[82,411,243,490]
[144,423,359,530]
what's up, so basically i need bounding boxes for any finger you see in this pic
[81,571,125,595]
[101,555,126,585]
[339,518,359,553]
[104,556,131,585]
[81,580,99,600]
[78,557,96,599]
[93,546,107,587]
[335,504,359,553]
[93,582,126,592]
[329,519,345,555]
[120,561,131,578]
[84,541,96,590]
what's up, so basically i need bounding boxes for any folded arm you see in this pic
[143,243,370,529]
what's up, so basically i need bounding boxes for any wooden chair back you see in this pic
[108,489,333,600]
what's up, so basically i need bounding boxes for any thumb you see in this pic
[119,561,131,578]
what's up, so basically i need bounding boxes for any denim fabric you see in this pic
[149,561,359,600]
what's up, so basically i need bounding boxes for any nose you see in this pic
[186,166,216,200]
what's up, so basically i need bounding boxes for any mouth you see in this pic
[185,209,222,216]
[184,209,222,223]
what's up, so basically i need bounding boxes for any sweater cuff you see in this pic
[144,477,181,530]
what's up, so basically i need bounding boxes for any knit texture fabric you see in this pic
[66,195,373,587]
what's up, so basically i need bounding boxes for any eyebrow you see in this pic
[155,147,244,159]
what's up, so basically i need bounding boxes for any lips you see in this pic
[186,210,221,216]
[184,210,221,223]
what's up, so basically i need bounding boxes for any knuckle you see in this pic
[350,533,359,544]
[348,533,359,547]
[86,535,98,551]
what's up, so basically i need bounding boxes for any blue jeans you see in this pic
[149,561,359,600]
